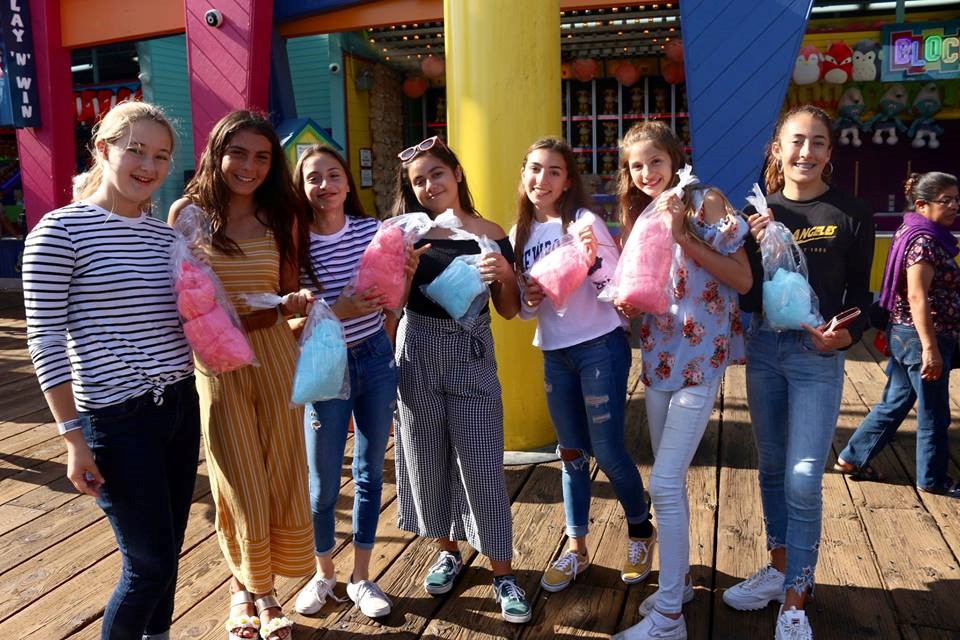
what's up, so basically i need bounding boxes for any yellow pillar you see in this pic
[444,0,560,450]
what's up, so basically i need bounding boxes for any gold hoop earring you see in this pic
[823,161,834,179]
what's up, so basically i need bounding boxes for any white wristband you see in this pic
[57,415,88,435]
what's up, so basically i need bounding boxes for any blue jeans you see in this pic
[840,323,955,490]
[746,328,844,595]
[304,329,397,555]
[81,377,201,640]
[543,327,649,538]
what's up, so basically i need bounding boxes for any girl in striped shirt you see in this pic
[23,101,200,640]
[290,144,400,619]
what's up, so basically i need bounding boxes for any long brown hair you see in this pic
[616,121,692,236]
[762,105,834,195]
[513,136,591,272]
[183,110,309,277]
[391,138,480,217]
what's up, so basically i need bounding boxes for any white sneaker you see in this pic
[294,573,342,614]
[346,577,393,618]
[612,609,687,640]
[775,606,813,640]
[638,577,695,617]
[722,564,786,611]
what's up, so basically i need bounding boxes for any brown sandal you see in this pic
[833,460,884,482]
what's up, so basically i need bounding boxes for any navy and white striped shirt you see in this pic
[23,202,193,410]
[300,215,384,344]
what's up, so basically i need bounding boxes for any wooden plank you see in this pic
[0,408,53,440]
[900,624,960,639]
[711,365,780,638]
[0,503,44,536]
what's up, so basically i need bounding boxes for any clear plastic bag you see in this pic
[527,233,592,314]
[422,233,500,325]
[746,183,823,330]
[352,212,434,311]
[601,165,698,314]
[289,299,349,405]
[573,209,620,293]
[170,205,256,374]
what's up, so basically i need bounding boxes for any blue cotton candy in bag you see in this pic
[762,268,820,330]
[291,317,348,404]
[424,255,487,320]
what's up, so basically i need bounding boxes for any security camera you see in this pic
[204,9,224,28]
[329,62,341,75]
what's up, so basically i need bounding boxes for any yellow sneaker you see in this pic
[540,550,589,593]
[622,528,656,584]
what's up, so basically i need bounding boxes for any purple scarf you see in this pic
[879,212,959,311]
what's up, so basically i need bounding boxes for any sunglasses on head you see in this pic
[398,136,445,161]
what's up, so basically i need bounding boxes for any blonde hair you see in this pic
[73,100,176,212]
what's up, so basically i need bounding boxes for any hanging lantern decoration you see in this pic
[421,55,445,80]
[661,58,685,85]
[561,62,572,80]
[664,39,684,63]
[571,58,598,83]
[402,75,428,98]
[614,61,640,87]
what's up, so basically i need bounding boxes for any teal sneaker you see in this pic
[493,575,532,624]
[424,550,462,595]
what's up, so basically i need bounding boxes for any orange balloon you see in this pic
[403,75,428,98]
[661,58,685,85]
[572,58,598,83]
[664,40,684,63]
[615,62,640,87]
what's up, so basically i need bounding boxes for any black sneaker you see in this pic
[918,478,960,498]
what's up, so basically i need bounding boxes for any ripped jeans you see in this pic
[304,328,398,555]
[746,327,844,595]
[542,327,649,538]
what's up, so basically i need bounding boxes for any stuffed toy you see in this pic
[821,42,853,84]
[792,45,821,85]
[851,39,881,82]
[908,82,943,149]
[835,87,866,147]
[863,84,909,145]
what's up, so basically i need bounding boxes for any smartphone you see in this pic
[820,307,861,333]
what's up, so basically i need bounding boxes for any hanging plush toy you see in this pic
[821,42,853,84]
[863,84,909,145]
[835,87,866,147]
[792,45,822,85]
[908,82,943,149]
[851,39,881,82]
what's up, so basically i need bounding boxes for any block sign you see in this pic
[0,0,38,127]
[882,20,960,82]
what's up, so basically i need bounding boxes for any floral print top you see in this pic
[890,232,960,339]
[639,189,749,391]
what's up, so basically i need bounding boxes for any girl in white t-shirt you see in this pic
[510,136,654,596]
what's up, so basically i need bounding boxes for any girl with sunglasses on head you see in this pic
[23,101,199,640]
[391,135,530,623]
[510,136,657,601]
[726,105,874,640]
[836,171,959,497]
[289,144,400,620]
[169,110,315,640]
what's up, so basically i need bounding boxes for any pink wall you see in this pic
[184,0,274,162]
[16,1,75,229]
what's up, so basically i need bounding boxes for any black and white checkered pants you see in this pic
[394,310,514,562]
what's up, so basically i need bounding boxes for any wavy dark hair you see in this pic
[513,136,591,272]
[391,138,480,217]
[763,105,834,195]
[904,171,958,204]
[183,110,310,279]
[616,121,693,236]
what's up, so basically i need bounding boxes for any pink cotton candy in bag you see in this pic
[601,165,699,314]
[528,234,591,310]
[351,212,434,310]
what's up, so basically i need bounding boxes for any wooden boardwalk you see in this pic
[1,289,959,639]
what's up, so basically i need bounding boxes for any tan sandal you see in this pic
[255,594,294,640]
[225,590,260,640]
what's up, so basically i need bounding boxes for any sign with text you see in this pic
[882,20,960,82]
[0,0,38,127]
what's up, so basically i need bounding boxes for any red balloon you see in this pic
[614,62,640,87]
[403,75,428,98]
[421,55,445,80]
[661,58,685,85]
[572,58,598,83]
[664,39,684,63]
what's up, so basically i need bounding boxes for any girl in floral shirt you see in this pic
[613,122,751,640]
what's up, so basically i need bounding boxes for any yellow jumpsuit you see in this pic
[196,232,314,593]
